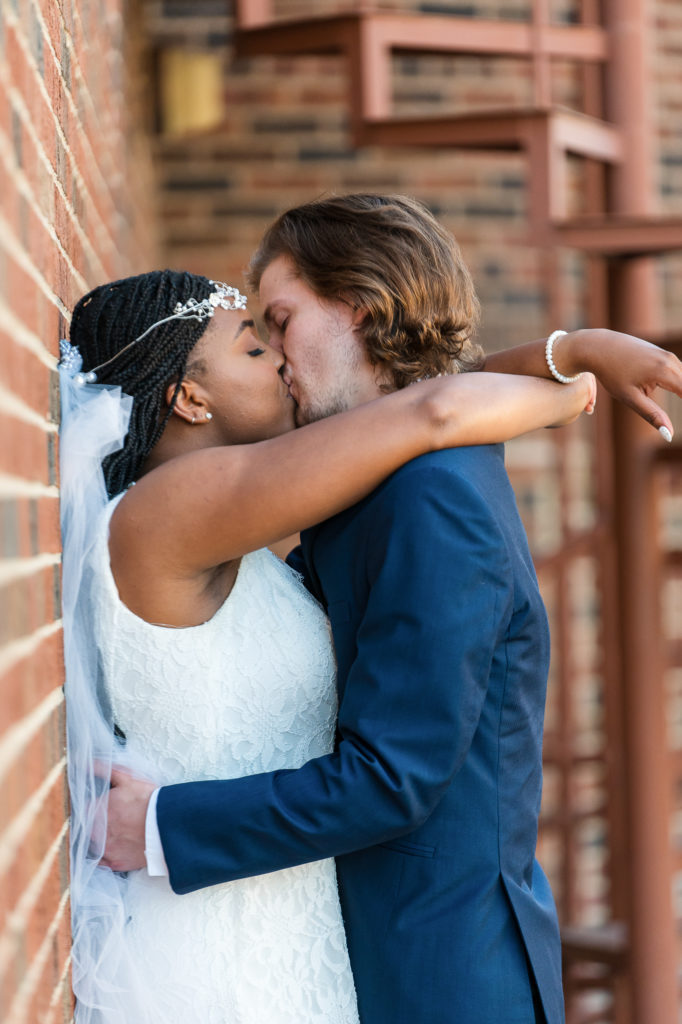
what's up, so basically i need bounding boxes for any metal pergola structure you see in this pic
[232,3,682,1021]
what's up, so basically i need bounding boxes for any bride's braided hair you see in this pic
[70,269,214,498]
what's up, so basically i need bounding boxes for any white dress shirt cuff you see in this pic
[144,787,168,876]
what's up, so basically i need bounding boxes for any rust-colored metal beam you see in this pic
[584,264,632,1024]
[384,16,608,61]
[533,523,611,575]
[604,2,658,217]
[539,802,611,827]
[233,0,273,30]
[234,12,609,63]
[561,923,628,968]
[552,216,682,255]
[350,16,392,124]
[357,108,622,238]
[233,8,619,230]
[531,0,552,107]
[234,14,359,57]
[609,275,678,1024]
[605,4,678,1010]
[654,445,682,467]
[549,109,622,163]
[356,108,621,157]
[610,396,678,1024]
[356,109,533,150]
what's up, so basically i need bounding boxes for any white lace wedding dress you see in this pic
[89,496,360,1024]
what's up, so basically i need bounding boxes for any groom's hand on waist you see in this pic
[100,767,156,872]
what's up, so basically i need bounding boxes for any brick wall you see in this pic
[0,1,157,1021]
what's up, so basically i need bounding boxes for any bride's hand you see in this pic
[555,329,681,437]
[99,767,156,873]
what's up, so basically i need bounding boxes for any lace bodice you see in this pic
[85,497,359,1024]
[92,497,338,784]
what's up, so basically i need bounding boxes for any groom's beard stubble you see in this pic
[289,341,371,428]
[295,396,353,427]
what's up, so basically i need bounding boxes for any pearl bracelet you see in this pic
[545,330,581,384]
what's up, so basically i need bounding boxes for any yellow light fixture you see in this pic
[159,49,224,136]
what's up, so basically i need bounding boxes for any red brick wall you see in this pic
[0,2,156,1021]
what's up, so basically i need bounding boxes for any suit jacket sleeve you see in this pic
[157,463,513,894]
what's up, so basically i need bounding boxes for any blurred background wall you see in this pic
[0,1,157,1019]
[1,2,681,1022]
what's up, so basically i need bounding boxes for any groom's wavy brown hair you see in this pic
[248,193,483,390]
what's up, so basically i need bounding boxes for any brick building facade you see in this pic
[0,1,156,1020]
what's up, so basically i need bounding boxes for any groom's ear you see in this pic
[351,305,369,331]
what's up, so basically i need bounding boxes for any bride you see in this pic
[59,268,596,1022]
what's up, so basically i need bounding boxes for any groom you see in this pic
[103,194,679,1023]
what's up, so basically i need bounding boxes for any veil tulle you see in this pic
[59,346,158,1022]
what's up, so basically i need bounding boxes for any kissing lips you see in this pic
[282,366,297,404]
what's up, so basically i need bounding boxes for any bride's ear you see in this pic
[165,379,208,425]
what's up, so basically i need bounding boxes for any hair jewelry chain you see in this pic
[60,281,248,384]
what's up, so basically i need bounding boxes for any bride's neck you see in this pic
[136,422,224,479]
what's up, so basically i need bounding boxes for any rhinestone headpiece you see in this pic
[172,282,248,323]
[60,281,248,384]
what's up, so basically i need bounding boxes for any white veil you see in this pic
[59,343,158,1023]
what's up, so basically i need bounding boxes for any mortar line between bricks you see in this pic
[0,211,71,320]
[0,125,89,293]
[0,819,69,977]
[7,0,124,207]
[42,950,73,1023]
[56,0,125,168]
[0,69,114,279]
[2,883,70,1024]
[56,0,188,253]
[35,0,131,253]
[1,1,121,265]
[0,757,67,876]
[0,620,63,678]
[0,552,61,587]
[0,686,64,783]
[0,382,59,432]
[0,473,59,498]
[0,303,58,369]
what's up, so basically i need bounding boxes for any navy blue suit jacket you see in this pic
[158,446,563,1024]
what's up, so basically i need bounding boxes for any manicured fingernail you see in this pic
[659,426,673,443]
